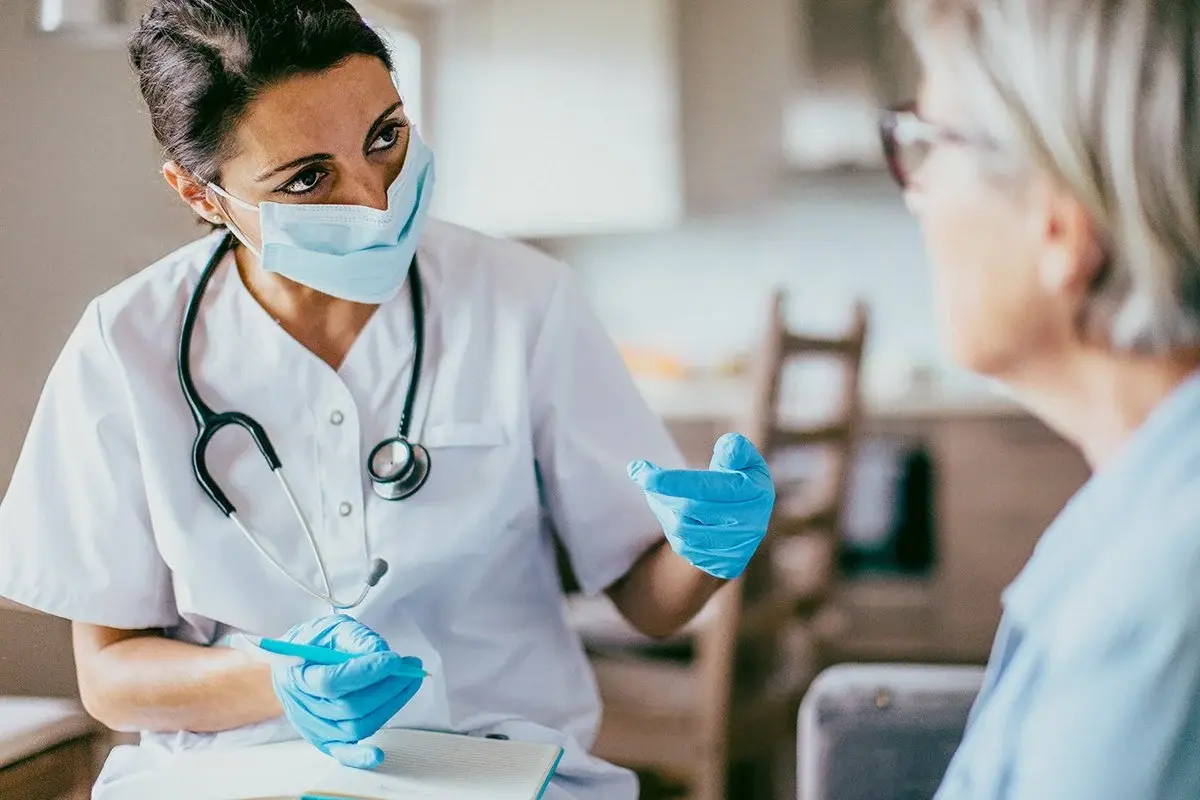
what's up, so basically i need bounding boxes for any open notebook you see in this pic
[116,728,564,800]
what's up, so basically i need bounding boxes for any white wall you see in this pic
[535,172,980,398]
[428,0,684,237]
[0,0,198,490]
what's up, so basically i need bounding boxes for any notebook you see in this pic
[115,728,564,800]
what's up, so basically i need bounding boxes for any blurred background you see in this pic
[0,1,1091,798]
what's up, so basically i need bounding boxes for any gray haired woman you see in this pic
[882,0,1200,796]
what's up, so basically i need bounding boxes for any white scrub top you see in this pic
[0,221,684,800]
[935,370,1200,799]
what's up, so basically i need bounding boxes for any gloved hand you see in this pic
[268,615,424,769]
[629,432,775,580]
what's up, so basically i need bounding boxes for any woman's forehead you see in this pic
[917,56,972,124]
[226,56,401,170]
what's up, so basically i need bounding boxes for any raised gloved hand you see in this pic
[269,615,424,769]
[629,432,775,580]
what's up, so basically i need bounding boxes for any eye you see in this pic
[369,120,406,153]
[280,168,327,196]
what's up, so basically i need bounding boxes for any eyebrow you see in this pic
[253,101,405,183]
[253,153,334,183]
[362,101,404,151]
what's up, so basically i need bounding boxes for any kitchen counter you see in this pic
[633,374,1026,424]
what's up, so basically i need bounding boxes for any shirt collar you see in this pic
[413,220,446,303]
[1001,368,1200,625]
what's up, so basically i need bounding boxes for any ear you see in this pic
[1038,183,1105,299]
[162,161,224,225]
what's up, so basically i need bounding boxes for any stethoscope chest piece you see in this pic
[368,436,431,500]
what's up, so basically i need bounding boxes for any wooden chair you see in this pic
[749,291,869,620]
[570,290,869,800]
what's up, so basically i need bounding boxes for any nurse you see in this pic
[0,1,775,797]
[889,0,1200,796]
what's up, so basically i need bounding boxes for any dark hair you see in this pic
[128,0,393,185]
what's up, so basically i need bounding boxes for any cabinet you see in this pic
[423,0,817,235]
[413,0,926,234]
[426,0,684,237]
[782,0,918,171]
[676,0,801,215]
[822,411,1092,664]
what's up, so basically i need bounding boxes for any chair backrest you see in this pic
[797,663,985,800]
[746,289,869,539]
[731,291,870,679]
[681,292,872,777]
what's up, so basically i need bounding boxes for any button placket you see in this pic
[314,383,367,588]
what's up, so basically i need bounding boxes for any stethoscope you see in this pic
[177,232,431,610]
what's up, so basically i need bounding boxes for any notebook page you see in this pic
[113,739,334,800]
[319,728,562,800]
[112,729,561,800]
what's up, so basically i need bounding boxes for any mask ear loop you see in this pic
[205,182,264,258]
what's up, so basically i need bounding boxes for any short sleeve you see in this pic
[0,301,178,628]
[529,270,685,596]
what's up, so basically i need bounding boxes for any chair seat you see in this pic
[0,697,97,770]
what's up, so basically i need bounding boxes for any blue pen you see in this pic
[229,634,430,679]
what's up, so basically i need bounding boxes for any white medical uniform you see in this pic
[0,220,685,800]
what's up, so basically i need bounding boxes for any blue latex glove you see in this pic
[269,615,424,769]
[629,432,775,580]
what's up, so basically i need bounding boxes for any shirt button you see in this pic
[329,410,345,425]
[338,502,353,517]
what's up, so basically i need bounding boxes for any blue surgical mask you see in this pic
[207,128,435,304]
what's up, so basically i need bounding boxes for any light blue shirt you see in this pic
[935,372,1200,800]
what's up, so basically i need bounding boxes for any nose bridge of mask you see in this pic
[258,132,433,255]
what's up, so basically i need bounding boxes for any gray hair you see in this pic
[899,0,1200,354]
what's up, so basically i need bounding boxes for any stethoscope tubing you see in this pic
[177,232,424,610]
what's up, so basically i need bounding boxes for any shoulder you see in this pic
[87,231,225,359]
[34,233,221,411]
[1047,480,1200,662]
[417,219,576,324]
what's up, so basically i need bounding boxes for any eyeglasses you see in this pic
[878,102,987,189]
